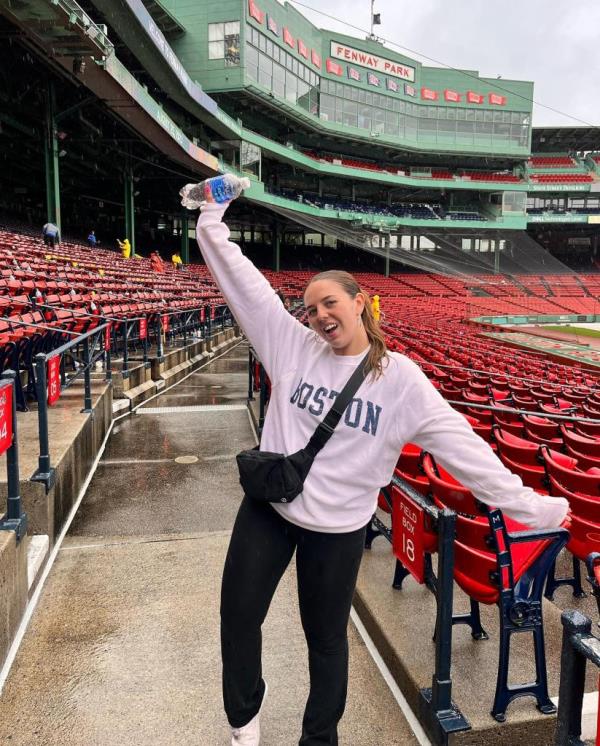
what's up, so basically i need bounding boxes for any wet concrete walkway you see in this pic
[0,341,421,745]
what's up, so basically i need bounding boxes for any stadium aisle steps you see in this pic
[0,342,421,746]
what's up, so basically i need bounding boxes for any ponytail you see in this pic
[306,270,389,380]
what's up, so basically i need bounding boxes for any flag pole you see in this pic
[370,0,374,38]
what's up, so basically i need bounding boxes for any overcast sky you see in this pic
[291,0,600,128]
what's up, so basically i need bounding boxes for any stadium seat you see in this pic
[422,453,569,721]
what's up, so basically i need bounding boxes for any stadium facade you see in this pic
[0,0,599,270]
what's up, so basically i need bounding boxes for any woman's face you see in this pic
[304,279,368,355]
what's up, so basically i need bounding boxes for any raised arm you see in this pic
[196,202,311,382]
[402,361,569,529]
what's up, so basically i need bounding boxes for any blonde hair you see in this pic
[306,270,388,380]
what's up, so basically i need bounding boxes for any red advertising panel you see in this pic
[311,49,322,68]
[248,0,264,24]
[0,384,13,455]
[489,93,507,105]
[283,27,295,48]
[162,314,170,333]
[444,89,461,102]
[392,486,426,583]
[47,355,61,406]
[139,318,147,340]
[326,59,343,76]
[421,87,438,101]
[466,91,484,104]
[298,39,308,58]
[267,15,278,35]
[104,322,112,351]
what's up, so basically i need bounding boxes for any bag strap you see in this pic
[305,352,370,457]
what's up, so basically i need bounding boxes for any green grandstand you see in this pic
[0,0,598,273]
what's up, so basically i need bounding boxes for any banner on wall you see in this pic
[367,72,381,87]
[298,39,308,58]
[330,41,415,81]
[347,67,361,81]
[311,50,322,68]
[283,27,295,48]
[248,0,264,24]
[467,91,484,104]
[386,78,399,92]
[489,93,507,105]
[404,83,416,97]
[421,87,438,101]
[267,15,278,35]
[326,59,343,76]
[444,89,461,102]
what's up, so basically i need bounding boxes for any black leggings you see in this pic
[220,496,367,746]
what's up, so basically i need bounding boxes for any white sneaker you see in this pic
[230,682,268,746]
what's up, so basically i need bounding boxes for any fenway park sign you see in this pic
[330,42,415,81]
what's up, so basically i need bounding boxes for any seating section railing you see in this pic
[554,608,600,746]
[31,322,111,490]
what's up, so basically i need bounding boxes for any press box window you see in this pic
[209,21,240,65]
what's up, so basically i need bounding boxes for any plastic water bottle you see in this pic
[179,174,251,209]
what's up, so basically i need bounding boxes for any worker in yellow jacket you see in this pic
[117,238,131,259]
[371,294,380,322]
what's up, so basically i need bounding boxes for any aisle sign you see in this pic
[104,322,112,351]
[139,318,147,339]
[47,356,61,406]
[392,487,426,583]
[162,314,170,332]
[0,384,13,455]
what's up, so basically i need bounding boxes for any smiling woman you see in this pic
[191,177,569,746]
[304,270,389,377]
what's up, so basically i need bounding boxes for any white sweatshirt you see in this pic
[196,202,569,533]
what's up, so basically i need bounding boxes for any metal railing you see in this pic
[0,371,26,542]
[31,322,110,489]
[371,476,470,745]
[23,297,232,375]
[248,348,268,435]
[554,608,600,746]
[445,398,600,426]
[26,304,233,488]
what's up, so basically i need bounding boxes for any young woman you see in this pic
[195,199,569,746]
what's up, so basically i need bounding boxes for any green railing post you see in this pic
[156,316,164,361]
[122,321,130,377]
[31,353,55,489]
[81,336,93,413]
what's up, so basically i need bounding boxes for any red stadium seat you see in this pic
[422,453,569,721]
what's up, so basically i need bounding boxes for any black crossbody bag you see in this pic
[236,354,369,503]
